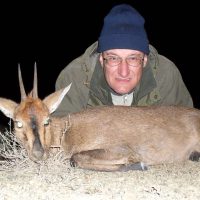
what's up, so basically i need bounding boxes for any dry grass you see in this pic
[0,128,27,167]
[0,129,200,200]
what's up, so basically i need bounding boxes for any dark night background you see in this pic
[0,1,199,127]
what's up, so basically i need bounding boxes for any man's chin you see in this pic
[113,88,131,95]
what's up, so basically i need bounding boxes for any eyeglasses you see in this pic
[103,55,144,67]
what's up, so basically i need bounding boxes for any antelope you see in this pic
[0,65,200,171]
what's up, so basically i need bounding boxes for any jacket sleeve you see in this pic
[156,55,193,107]
[53,59,90,116]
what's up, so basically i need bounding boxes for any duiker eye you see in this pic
[44,117,51,126]
[15,121,23,128]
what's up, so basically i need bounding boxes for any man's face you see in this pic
[99,49,147,95]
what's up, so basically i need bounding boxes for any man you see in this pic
[53,4,193,116]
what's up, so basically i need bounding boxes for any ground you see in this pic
[0,158,200,200]
[0,131,200,200]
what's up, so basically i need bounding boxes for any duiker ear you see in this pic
[43,83,72,114]
[0,98,18,119]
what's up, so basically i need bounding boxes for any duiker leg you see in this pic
[70,147,148,171]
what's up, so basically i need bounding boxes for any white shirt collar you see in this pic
[111,92,133,106]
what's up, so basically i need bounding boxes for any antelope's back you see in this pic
[64,105,200,149]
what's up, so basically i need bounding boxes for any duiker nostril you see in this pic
[32,149,44,159]
[32,139,44,159]
[32,145,44,159]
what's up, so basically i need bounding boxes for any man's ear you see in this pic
[143,54,148,67]
[99,53,104,67]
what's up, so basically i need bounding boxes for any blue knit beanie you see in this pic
[97,4,149,54]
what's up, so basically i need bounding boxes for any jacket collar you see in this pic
[89,61,113,105]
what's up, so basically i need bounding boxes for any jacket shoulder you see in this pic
[56,42,99,88]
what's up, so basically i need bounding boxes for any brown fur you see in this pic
[58,105,200,171]
[13,97,52,160]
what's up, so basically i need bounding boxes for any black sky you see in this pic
[0,1,199,125]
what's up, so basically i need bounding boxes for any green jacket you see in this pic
[54,42,193,116]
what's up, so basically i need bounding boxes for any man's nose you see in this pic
[118,60,130,77]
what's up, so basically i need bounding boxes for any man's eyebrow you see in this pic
[103,52,118,56]
[104,52,143,56]
[128,54,144,57]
